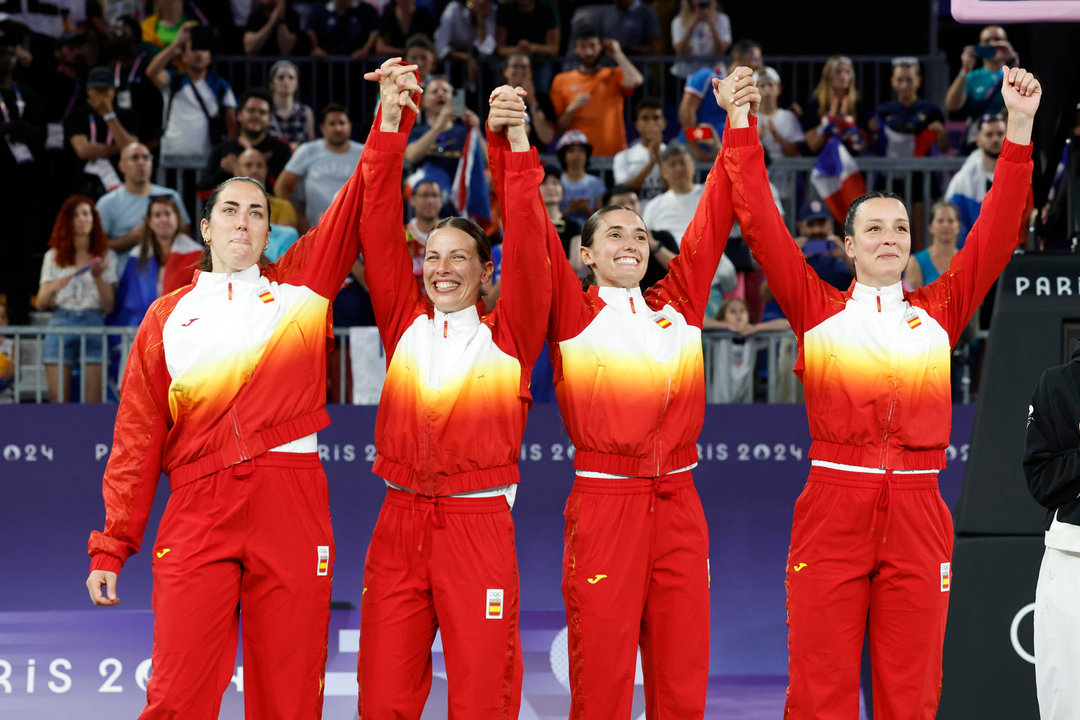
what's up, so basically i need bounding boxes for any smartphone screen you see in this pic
[451,89,466,116]
[975,44,997,59]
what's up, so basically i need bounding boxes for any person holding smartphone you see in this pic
[404,74,484,200]
[944,25,1017,148]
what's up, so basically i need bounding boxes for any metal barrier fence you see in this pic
[209,53,949,134]
[5,325,804,405]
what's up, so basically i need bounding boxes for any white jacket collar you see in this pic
[851,279,905,310]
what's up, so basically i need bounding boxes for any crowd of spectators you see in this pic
[0,2,1065,404]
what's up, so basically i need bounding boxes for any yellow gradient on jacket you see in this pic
[167,297,327,423]
[802,330,952,412]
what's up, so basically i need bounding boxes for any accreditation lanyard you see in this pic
[114,54,144,88]
[88,115,113,147]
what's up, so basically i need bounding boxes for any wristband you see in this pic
[102,112,117,122]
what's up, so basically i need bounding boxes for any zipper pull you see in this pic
[228,280,233,301]
[876,293,881,313]
[443,319,448,339]
[629,295,637,314]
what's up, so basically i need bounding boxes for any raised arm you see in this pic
[86,303,174,604]
[359,60,427,358]
[913,66,1039,345]
[272,59,420,300]
[486,85,550,366]
[646,70,757,325]
[488,96,590,344]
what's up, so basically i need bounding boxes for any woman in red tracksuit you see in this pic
[355,78,547,718]
[718,67,1041,719]
[489,72,757,719]
[82,59,422,720]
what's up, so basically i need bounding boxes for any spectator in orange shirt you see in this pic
[550,26,643,157]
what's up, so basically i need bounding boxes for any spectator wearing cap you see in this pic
[613,97,667,204]
[308,0,380,59]
[244,0,314,56]
[96,141,191,252]
[376,0,436,57]
[198,87,292,193]
[945,112,1008,245]
[755,66,802,159]
[266,60,315,151]
[64,64,140,199]
[794,199,852,291]
[944,25,1016,149]
[550,26,643,157]
[679,38,762,161]
[276,102,363,231]
[145,21,238,165]
[556,130,607,224]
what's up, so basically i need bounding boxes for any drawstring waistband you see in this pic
[870,470,893,542]
[382,487,510,552]
[572,471,694,513]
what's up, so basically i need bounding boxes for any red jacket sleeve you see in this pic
[644,147,735,327]
[87,300,175,574]
[271,103,417,300]
[490,144,550,367]
[721,119,844,338]
[488,128,592,344]
[910,139,1033,346]
[360,128,427,360]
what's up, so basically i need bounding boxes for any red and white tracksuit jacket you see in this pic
[356,129,549,720]
[722,118,1033,720]
[86,107,414,720]
[497,132,736,718]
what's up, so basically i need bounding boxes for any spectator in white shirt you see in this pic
[612,97,667,204]
[641,143,702,242]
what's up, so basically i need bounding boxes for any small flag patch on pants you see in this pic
[259,290,275,303]
[486,588,503,619]
[317,546,330,576]
[940,562,950,592]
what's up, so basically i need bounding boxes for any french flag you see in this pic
[451,127,492,231]
[810,137,867,225]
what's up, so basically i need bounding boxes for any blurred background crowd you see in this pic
[0,0,1077,405]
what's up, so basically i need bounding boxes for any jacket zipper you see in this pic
[628,290,636,314]
[655,372,672,475]
[876,292,881,313]
[443,319,448,338]
[228,279,233,301]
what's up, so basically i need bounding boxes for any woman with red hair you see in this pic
[35,195,118,402]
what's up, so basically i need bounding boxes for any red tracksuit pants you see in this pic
[358,488,523,719]
[562,472,711,719]
[785,466,953,720]
[140,452,334,720]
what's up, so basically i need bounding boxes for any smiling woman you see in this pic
[498,68,759,719]
[353,76,549,717]
[719,65,1042,719]
[83,57,422,719]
